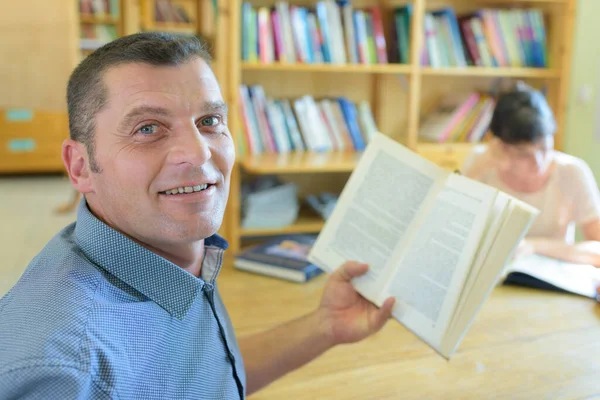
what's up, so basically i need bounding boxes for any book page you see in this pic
[446,192,510,335]
[380,174,497,349]
[505,254,600,298]
[308,134,449,304]
[440,200,539,357]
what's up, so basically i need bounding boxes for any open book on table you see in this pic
[503,254,600,299]
[307,133,539,359]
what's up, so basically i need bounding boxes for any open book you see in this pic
[307,133,539,359]
[503,254,600,299]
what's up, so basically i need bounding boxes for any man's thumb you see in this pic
[335,261,369,282]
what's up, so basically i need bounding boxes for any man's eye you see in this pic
[138,124,159,135]
[199,116,220,127]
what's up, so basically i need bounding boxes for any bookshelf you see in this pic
[78,0,123,60]
[220,0,576,252]
[139,0,199,34]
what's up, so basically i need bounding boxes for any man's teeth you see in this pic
[163,184,209,195]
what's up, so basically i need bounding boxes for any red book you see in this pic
[271,10,285,62]
[370,7,388,64]
[459,16,482,66]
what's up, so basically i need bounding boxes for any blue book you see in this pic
[337,97,366,151]
[316,2,332,63]
[235,235,324,283]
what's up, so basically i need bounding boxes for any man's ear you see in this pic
[62,139,94,194]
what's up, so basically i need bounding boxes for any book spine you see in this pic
[371,7,388,64]
[459,17,481,66]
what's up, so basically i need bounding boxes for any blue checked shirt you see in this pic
[0,201,246,399]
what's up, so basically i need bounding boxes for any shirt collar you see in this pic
[74,199,228,320]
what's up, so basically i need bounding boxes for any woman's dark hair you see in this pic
[489,82,556,145]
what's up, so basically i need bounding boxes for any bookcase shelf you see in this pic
[471,0,565,3]
[151,22,198,34]
[420,67,562,78]
[241,62,412,74]
[80,15,120,25]
[240,151,362,174]
[242,63,560,78]
[221,0,577,252]
[240,208,325,237]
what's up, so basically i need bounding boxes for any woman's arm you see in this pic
[520,219,600,267]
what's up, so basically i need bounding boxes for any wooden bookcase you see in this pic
[78,0,124,61]
[139,0,199,34]
[220,0,577,252]
[123,0,220,64]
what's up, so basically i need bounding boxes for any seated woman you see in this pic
[461,83,600,297]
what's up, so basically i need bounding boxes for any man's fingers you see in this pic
[380,297,396,319]
[335,261,369,282]
[374,297,396,329]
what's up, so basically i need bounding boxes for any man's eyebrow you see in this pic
[119,106,173,130]
[203,101,228,114]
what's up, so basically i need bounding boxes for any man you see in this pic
[0,32,395,398]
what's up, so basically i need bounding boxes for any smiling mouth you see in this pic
[160,184,214,195]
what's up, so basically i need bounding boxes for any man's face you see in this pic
[85,58,234,249]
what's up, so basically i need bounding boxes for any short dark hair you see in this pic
[489,82,556,145]
[67,32,212,172]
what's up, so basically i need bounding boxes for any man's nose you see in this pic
[168,125,212,166]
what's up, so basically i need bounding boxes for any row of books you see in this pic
[80,24,118,50]
[239,85,378,154]
[240,1,547,69]
[419,92,495,143]
[80,0,120,18]
[241,0,410,65]
[155,0,193,23]
[422,8,547,68]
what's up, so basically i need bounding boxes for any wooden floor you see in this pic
[219,256,600,399]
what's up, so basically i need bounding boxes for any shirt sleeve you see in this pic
[0,364,112,400]
[567,158,600,226]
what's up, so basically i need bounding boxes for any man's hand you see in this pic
[239,261,396,395]
[317,261,396,346]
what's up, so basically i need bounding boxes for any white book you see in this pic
[357,100,378,143]
[503,254,600,299]
[280,100,305,151]
[307,13,324,64]
[308,133,539,359]
[320,100,345,150]
[342,3,358,64]
[293,97,330,151]
[303,95,333,151]
[266,100,291,153]
[325,0,347,64]
[470,18,494,67]
[424,13,441,67]
[276,2,297,63]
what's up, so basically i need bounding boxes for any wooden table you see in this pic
[218,257,600,399]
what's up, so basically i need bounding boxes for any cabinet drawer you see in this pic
[0,109,68,173]
[417,144,473,172]
[0,136,64,173]
[0,110,68,140]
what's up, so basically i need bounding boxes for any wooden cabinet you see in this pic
[0,1,78,173]
[0,110,68,174]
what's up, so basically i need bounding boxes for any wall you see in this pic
[0,1,78,111]
[564,0,600,182]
